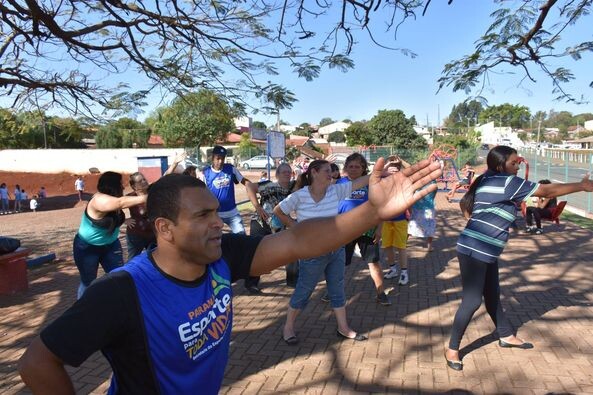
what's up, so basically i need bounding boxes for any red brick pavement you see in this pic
[2,191,593,394]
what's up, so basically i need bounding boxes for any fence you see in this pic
[519,148,593,214]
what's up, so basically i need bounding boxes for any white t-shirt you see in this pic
[30,199,38,210]
[278,182,352,222]
[75,179,85,191]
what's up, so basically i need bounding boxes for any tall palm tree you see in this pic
[263,84,298,131]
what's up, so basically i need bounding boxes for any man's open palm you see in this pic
[368,158,442,220]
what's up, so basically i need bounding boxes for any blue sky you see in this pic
[240,0,593,128]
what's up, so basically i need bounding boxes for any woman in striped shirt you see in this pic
[445,145,593,371]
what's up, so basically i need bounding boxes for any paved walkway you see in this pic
[2,192,593,394]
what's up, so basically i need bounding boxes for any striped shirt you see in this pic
[457,173,538,263]
[278,182,352,222]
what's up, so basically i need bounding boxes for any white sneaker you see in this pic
[399,271,409,285]
[384,266,399,279]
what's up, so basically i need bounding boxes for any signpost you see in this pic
[267,131,285,178]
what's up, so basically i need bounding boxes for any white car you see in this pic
[240,155,275,169]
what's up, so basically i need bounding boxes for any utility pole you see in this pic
[537,117,542,146]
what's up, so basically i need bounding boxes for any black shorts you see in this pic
[345,235,380,266]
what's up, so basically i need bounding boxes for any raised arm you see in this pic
[18,337,75,395]
[164,152,187,175]
[534,174,593,198]
[251,158,441,275]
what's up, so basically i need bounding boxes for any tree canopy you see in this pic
[478,103,531,129]
[155,90,234,148]
[1,1,590,117]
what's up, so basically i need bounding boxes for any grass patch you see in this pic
[561,211,593,231]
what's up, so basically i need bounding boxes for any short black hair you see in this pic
[147,174,206,225]
[97,172,123,197]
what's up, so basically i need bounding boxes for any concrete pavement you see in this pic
[2,191,593,394]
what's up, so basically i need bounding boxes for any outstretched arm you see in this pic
[250,158,441,275]
[534,174,593,198]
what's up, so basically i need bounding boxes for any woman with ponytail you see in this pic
[445,146,593,371]
[274,159,370,343]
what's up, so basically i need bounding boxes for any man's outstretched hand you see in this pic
[369,157,442,220]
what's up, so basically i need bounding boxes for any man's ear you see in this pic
[154,217,175,242]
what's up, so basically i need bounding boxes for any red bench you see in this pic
[0,248,29,295]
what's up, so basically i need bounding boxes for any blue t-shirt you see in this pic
[457,172,538,263]
[337,176,368,214]
[203,164,239,213]
[412,181,437,211]
[111,254,233,394]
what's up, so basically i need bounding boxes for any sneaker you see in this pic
[376,292,392,306]
[399,270,409,286]
[384,265,399,279]
[321,293,330,302]
[533,228,543,235]
[524,226,534,233]
[245,285,263,295]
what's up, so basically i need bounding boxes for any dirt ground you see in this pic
[0,171,257,261]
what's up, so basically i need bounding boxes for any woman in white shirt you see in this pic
[274,160,369,344]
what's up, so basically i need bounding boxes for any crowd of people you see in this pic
[0,182,46,214]
[16,145,593,393]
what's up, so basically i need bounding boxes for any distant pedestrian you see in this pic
[38,187,47,198]
[20,189,28,207]
[29,195,39,212]
[75,176,85,201]
[13,184,22,212]
[0,183,9,214]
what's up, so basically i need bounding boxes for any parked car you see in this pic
[240,155,275,169]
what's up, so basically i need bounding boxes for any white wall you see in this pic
[0,148,185,174]
[585,119,593,131]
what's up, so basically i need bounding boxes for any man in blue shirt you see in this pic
[18,158,442,395]
[201,145,251,235]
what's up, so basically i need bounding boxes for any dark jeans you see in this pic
[73,234,123,298]
[448,253,514,350]
[126,233,156,260]
[525,206,553,228]
[345,235,380,266]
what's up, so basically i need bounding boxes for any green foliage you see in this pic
[252,121,267,130]
[438,1,593,104]
[319,117,334,127]
[259,84,298,130]
[238,133,258,158]
[344,121,372,146]
[445,100,483,131]
[293,123,313,137]
[96,118,146,148]
[479,103,531,129]
[367,110,427,149]
[157,90,234,148]
[0,108,86,148]
[327,131,346,143]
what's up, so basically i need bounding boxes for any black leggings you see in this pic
[245,219,271,287]
[448,253,514,350]
[525,206,552,228]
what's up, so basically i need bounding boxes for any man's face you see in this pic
[212,154,225,170]
[170,187,224,265]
